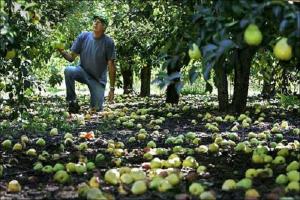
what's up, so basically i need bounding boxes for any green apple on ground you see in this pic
[200,191,216,200]
[33,162,43,171]
[245,188,260,199]
[7,180,21,192]
[158,179,173,192]
[236,178,252,189]
[189,182,204,196]
[286,181,299,192]
[104,169,120,185]
[1,139,12,150]
[131,180,147,195]
[53,170,70,184]
[286,161,299,172]
[165,173,180,186]
[53,163,65,172]
[89,176,100,188]
[120,173,134,184]
[66,162,76,173]
[36,138,46,146]
[86,188,105,200]
[245,168,258,179]
[287,170,299,182]
[222,179,237,191]
[12,143,23,151]
[275,174,288,185]
[75,163,87,175]
[42,165,53,174]
[86,162,96,171]
[26,148,37,156]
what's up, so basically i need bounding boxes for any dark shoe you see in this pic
[68,101,80,113]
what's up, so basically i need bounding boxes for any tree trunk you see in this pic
[140,65,151,97]
[231,48,256,113]
[166,66,180,104]
[121,67,133,94]
[214,63,229,112]
[261,63,276,99]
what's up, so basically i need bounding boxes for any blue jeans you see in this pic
[64,66,105,111]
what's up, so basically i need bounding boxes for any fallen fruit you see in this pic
[7,180,21,192]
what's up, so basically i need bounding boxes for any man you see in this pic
[56,12,116,113]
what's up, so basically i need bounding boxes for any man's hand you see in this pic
[108,88,115,103]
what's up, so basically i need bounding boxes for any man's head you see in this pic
[92,12,108,29]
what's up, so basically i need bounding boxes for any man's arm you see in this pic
[58,49,78,62]
[108,59,116,102]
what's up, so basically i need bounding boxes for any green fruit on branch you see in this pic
[273,37,292,61]
[188,43,201,60]
[244,24,263,46]
[52,42,65,50]
[5,49,16,60]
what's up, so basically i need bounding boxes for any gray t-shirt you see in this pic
[71,31,116,85]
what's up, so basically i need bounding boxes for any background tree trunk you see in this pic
[231,48,256,113]
[214,60,229,112]
[121,67,133,94]
[166,66,180,104]
[140,65,151,97]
